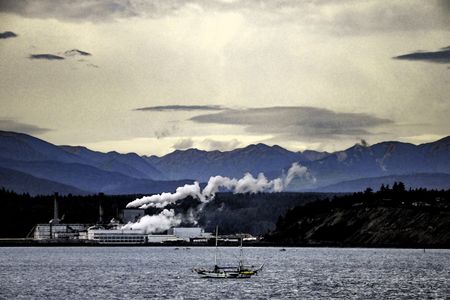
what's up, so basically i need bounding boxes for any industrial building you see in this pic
[34,224,210,245]
[33,224,89,240]
[87,228,147,244]
[168,227,212,241]
[31,194,213,245]
[85,227,207,244]
[33,195,90,240]
[86,226,185,244]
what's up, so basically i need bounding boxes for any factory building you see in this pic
[146,234,179,243]
[32,194,213,244]
[86,228,188,244]
[33,224,89,240]
[33,194,90,240]
[168,227,212,242]
[87,228,147,244]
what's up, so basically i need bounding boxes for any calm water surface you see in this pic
[1,247,449,299]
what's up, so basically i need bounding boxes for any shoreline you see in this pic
[0,239,448,249]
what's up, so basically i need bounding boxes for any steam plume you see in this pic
[121,209,181,234]
[284,162,313,187]
[127,162,313,209]
[127,182,201,209]
[124,163,314,233]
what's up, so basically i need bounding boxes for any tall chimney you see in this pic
[99,200,104,223]
[53,192,59,222]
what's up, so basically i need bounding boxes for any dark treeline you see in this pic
[267,182,450,247]
[197,192,331,236]
[0,187,333,238]
[0,189,139,238]
[7,182,447,244]
[110,192,332,236]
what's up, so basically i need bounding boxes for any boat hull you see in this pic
[193,265,262,279]
[195,270,252,279]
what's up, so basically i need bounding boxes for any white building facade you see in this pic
[87,229,146,244]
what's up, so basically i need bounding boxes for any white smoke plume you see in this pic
[127,182,202,209]
[127,162,314,209]
[200,175,237,198]
[121,209,181,234]
[284,162,314,187]
[124,163,314,233]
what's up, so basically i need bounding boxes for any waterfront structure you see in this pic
[87,228,147,244]
[33,225,212,244]
[33,224,89,240]
[146,234,179,243]
[168,227,212,241]
[86,228,181,244]
[32,193,213,244]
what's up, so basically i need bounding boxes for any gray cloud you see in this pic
[172,137,241,151]
[191,106,393,139]
[202,138,241,151]
[86,63,99,68]
[154,123,179,139]
[135,105,225,112]
[0,31,17,39]
[173,138,194,150]
[393,46,450,64]
[0,0,137,21]
[0,119,51,135]
[29,50,97,67]
[154,128,171,139]
[439,0,450,12]
[0,1,447,33]
[29,54,65,60]
[64,49,92,57]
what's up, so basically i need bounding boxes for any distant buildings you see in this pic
[33,224,213,245]
[87,228,148,244]
[168,227,211,241]
[31,195,247,245]
[33,224,88,240]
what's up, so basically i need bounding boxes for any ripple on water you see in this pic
[0,247,449,299]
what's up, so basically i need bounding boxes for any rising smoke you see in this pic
[128,163,312,209]
[127,182,202,209]
[124,163,314,233]
[121,209,181,234]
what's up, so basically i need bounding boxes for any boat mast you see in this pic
[239,235,243,267]
[214,225,218,266]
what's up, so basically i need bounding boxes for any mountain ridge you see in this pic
[314,173,450,193]
[0,166,88,196]
[60,145,164,180]
[0,130,449,195]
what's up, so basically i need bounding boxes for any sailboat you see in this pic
[193,227,264,279]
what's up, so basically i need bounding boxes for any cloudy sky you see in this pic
[0,0,449,156]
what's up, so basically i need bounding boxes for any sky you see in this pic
[0,0,449,156]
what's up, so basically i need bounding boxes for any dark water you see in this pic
[1,247,449,299]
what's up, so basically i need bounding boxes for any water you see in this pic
[1,247,449,299]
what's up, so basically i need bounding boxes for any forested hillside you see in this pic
[266,183,450,247]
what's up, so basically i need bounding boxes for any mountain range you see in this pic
[0,130,449,195]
